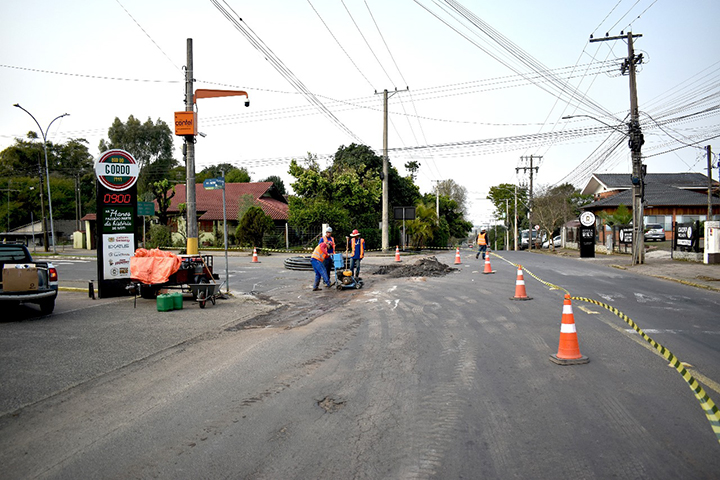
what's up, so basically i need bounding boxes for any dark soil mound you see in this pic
[373,256,457,278]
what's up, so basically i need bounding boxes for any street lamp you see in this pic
[563,114,645,265]
[14,104,69,254]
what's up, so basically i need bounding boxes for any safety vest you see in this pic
[320,235,335,254]
[477,232,487,246]
[311,243,328,262]
[351,237,365,259]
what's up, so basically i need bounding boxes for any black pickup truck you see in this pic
[0,244,59,315]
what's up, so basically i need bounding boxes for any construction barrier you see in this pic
[509,265,531,300]
[454,248,462,264]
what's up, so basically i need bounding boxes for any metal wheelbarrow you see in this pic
[187,281,224,308]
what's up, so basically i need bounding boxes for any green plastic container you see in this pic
[156,294,174,312]
[171,292,183,310]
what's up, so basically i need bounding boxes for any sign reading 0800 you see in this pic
[95,149,139,191]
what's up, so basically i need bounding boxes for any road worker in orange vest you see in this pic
[311,241,334,291]
[476,229,488,260]
[319,226,335,278]
[348,229,365,279]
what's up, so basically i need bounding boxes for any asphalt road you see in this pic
[1,249,719,478]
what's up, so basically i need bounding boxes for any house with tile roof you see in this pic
[165,182,289,246]
[581,173,719,240]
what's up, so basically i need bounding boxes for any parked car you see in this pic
[519,230,541,250]
[644,223,666,242]
[543,235,562,248]
[0,243,58,314]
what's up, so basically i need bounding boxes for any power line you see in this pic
[210,0,364,144]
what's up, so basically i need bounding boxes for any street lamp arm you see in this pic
[13,103,69,142]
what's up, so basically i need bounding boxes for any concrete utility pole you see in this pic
[376,87,408,252]
[185,39,198,255]
[591,32,645,264]
[708,145,714,220]
[517,155,540,250]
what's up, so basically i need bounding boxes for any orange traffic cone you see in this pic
[454,247,462,264]
[482,249,495,274]
[252,247,260,263]
[550,294,589,365]
[395,246,401,262]
[509,265,532,300]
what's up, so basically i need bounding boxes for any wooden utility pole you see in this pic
[376,87,408,252]
[591,32,645,264]
[517,155,540,250]
[185,38,198,255]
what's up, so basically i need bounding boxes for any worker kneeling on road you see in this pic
[311,241,334,291]
[476,228,488,260]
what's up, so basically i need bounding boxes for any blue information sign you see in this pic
[203,178,225,190]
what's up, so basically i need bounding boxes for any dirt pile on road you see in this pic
[373,256,456,278]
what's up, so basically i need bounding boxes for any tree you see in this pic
[196,163,250,184]
[406,203,437,247]
[488,183,529,233]
[236,206,274,247]
[98,115,176,194]
[150,179,175,226]
[533,183,588,249]
[436,179,469,215]
[599,203,632,226]
[404,160,420,181]
[289,148,383,246]
[421,193,473,245]
[261,175,286,195]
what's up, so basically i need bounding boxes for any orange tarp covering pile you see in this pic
[130,248,182,285]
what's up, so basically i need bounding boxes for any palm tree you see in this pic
[406,203,437,247]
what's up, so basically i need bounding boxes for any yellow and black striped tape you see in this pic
[573,296,720,445]
[489,251,720,445]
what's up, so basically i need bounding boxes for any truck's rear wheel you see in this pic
[39,298,55,315]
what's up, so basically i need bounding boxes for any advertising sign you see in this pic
[95,150,139,191]
[676,224,693,247]
[95,150,139,297]
[102,234,134,280]
[619,226,633,244]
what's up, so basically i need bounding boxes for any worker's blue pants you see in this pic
[312,258,331,288]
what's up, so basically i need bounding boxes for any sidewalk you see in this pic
[539,247,720,293]
[44,247,720,293]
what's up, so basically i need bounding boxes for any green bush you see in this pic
[146,224,172,249]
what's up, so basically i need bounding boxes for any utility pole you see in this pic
[517,155,540,250]
[591,32,644,264]
[708,145,714,220]
[376,87,408,252]
[506,198,509,251]
[514,184,518,251]
[37,159,48,251]
[185,38,198,255]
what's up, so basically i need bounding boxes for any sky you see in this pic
[2,0,719,227]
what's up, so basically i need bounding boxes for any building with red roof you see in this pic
[165,182,288,245]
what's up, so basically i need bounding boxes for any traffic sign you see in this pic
[137,201,155,216]
[203,177,225,190]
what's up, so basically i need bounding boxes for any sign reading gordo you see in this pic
[95,149,139,191]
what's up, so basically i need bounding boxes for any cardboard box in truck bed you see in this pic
[2,264,38,292]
